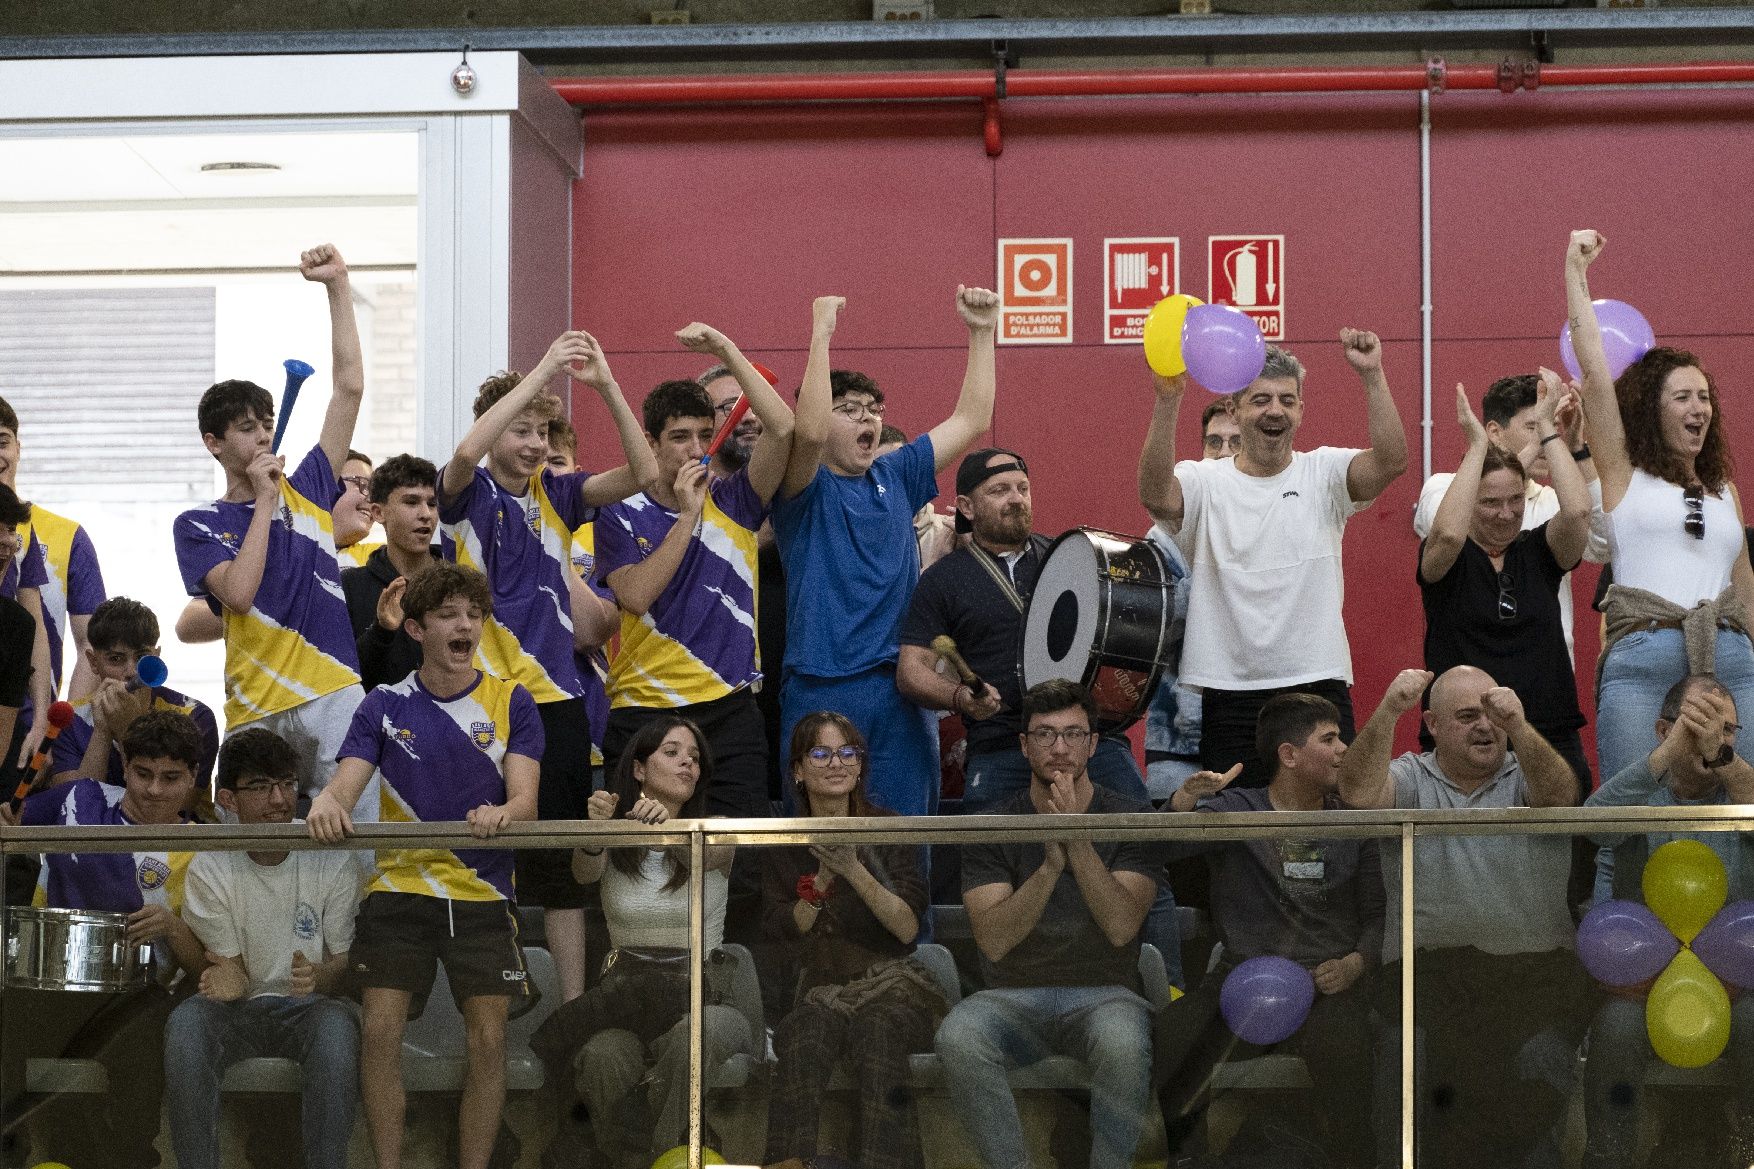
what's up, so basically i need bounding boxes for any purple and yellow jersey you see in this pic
[595,468,766,710]
[173,446,362,728]
[339,670,543,901]
[52,685,219,790]
[571,522,610,767]
[23,778,190,914]
[441,466,592,704]
[0,507,105,696]
[337,540,382,570]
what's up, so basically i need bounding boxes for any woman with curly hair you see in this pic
[1566,229,1754,783]
[761,711,945,1169]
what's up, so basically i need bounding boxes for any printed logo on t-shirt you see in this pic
[469,721,495,751]
[294,901,319,940]
[524,502,541,536]
[279,503,295,529]
[137,856,171,891]
[387,724,420,759]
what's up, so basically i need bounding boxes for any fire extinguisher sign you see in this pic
[1208,235,1285,341]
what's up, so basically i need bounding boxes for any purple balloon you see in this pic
[1220,956,1315,1046]
[1182,304,1267,395]
[1576,899,1679,987]
[1693,900,1754,989]
[1559,299,1656,381]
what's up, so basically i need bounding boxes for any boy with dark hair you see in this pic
[1154,692,1380,1166]
[0,484,37,775]
[172,244,368,800]
[596,323,793,822]
[440,330,655,1006]
[308,562,540,1169]
[775,288,1000,816]
[0,708,207,1169]
[0,393,106,772]
[166,725,361,1169]
[342,453,444,690]
[51,596,220,798]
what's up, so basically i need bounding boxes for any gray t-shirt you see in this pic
[961,787,1161,991]
[1379,751,1574,961]
[1585,755,1754,902]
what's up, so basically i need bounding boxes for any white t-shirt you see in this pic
[1173,447,1366,690]
[1412,472,1610,662]
[181,844,361,999]
[601,849,729,951]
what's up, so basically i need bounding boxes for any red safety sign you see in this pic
[1103,237,1180,345]
[997,238,1073,344]
[1208,235,1285,341]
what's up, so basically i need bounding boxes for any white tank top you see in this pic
[600,849,729,950]
[1606,469,1743,607]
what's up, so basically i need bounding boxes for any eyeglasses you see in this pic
[805,745,865,765]
[1025,727,1093,747]
[1496,570,1517,621]
[1685,483,1705,541]
[339,475,371,495]
[831,400,886,421]
[235,778,298,797]
[712,399,742,417]
[1202,434,1243,453]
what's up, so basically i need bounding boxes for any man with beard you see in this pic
[1137,333,1409,786]
[1339,665,1584,1169]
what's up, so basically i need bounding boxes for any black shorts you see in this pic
[516,698,596,909]
[350,891,529,1015]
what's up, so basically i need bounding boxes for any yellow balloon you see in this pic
[1142,294,1204,377]
[1643,838,1728,942]
[650,1147,726,1169]
[30,1163,74,1169]
[1647,949,1731,1068]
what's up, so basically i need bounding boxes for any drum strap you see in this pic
[967,539,1043,614]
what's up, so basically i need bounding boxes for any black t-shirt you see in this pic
[960,787,1161,991]
[1419,522,1583,734]
[898,536,1051,757]
[0,594,32,708]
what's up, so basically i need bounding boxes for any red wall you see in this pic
[567,87,1754,766]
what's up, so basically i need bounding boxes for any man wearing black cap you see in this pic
[898,449,1153,812]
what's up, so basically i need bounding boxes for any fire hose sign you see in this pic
[1208,235,1285,341]
[1103,238,1180,344]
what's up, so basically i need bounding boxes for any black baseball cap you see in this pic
[954,448,1029,533]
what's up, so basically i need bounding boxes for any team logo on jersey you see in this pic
[525,502,542,537]
[280,503,295,529]
[137,856,171,891]
[387,724,419,760]
[294,901,319,940]
[635,536,652,554]
[470,721,496,751]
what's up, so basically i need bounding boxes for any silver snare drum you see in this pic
[5,906,152,992]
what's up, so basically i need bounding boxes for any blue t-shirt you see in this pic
[772,434,938,678]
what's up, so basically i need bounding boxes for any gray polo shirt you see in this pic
[1379,751,1574,961]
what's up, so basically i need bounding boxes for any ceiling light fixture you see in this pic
[198,161,283,173]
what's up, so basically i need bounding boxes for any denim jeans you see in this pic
[963,741,1184,989]
[1596,627,1754,786]
[164,993,360,1169]
[935,985,1153,1169]
[1582,994,1754,1169]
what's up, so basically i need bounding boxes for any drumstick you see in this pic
[931,635,991,696]
[12,701,75,808]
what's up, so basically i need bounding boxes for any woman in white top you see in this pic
[529,716,751,1169]
[1567,229,1754,783]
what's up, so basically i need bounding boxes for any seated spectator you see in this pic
[340,453,443,691]
[1418,380,1592,791]
[1154,693,1379,1166]
[1582,675,1754,1169]
[0,710,208,1169]
[530,716,753,1169]
[763,713,943,1169]
[1339,666,1585,1169]
[165,727,361,1169]
[935,680,1160,1169]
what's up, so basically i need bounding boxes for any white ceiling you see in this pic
[0,130,419,273]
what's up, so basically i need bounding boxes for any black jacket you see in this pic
[341,545,442,691]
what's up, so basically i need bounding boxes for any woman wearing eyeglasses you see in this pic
[1568,229,1754,785]
[1417,376,1593,789]
[761,711,946,1169]
[529,715,754,1169]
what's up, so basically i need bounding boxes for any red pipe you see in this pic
[549,61,1754,108]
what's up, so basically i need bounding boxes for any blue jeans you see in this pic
[164,993,360,1169]
[935,985,1152,1169]
[1583,994,1754,1169]
[962,742,1184,989]
[1596,627,1754,786]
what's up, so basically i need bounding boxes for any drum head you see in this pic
[1022,532,1103,692]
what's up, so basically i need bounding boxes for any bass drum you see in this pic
[1021,528,1173,733]
[5,906,152,992]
